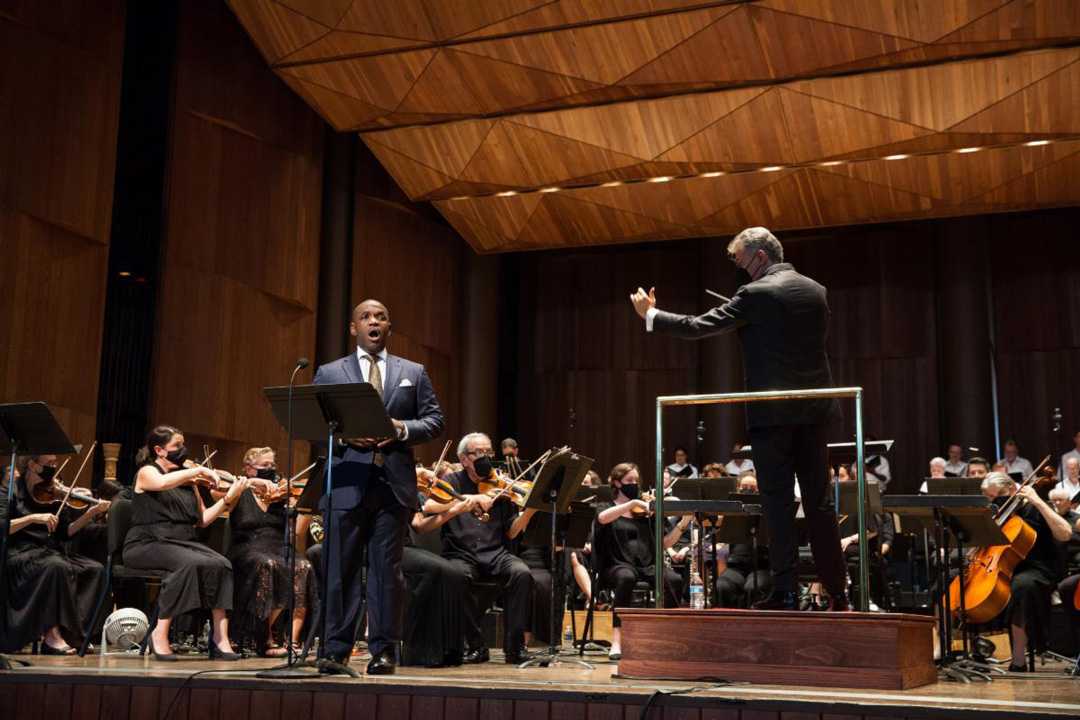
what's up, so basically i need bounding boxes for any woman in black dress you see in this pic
[122,426,249,661]
[1,455,107,654]
[594,462,690,660]
[228,447,311,657]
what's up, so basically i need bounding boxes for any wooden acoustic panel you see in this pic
[150,0,324,474]
[229,0,1080,130]
[0,0,125,448]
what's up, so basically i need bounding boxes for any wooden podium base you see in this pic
[617,607,937,690]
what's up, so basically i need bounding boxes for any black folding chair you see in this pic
[78,498,167,656]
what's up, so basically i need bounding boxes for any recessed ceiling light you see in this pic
[700,171,725,178]
[496,190,518,197]
[1024,139,1051,147]
[601,180,623,187]
[818,160,843,167]
[760,165,784,173]
[539,186,561,193]
[649,176,673,183]
[884,154,910,160]
[955,147,982,154]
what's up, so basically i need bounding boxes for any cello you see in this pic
[947,456,1050,624]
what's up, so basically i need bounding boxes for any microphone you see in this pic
[290,358,309,385]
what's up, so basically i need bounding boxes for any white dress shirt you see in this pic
[355,347,407,440]
[1060,449,1080,481]
[1057,474,1080,499]
[645,307,659,332]
[725,459,754,476]
[1000,455,1034,479]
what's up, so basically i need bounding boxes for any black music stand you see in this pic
[259,382,393,678]
[717,494,768,606]
[927,477,984,496]
[0,402,75,668]
[519,448,593,669]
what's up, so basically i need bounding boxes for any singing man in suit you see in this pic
[630,227,849,611]
[314,299,444,673]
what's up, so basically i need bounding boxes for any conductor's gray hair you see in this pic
[728,226,784,263]
[457,432,491,459]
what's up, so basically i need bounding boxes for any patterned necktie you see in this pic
[367,354,383,398]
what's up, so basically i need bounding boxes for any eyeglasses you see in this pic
[466,449,495,459]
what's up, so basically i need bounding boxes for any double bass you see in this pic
[947,456,1050,624]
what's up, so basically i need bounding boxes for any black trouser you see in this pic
[1058,574,1080,651]
[322,481,409,661]
[750,423,846,595]
[604,563,683,627]
[715,567,772,607]
[446,550,532,653]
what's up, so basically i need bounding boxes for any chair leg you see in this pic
[140,603,160,657]
[79,560,113,657]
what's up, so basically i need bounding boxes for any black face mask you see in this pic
[37,464,57,482]
[472,456,493,479]
[164,446,189,467]
[620,483,639,501]
[255,467,276,481]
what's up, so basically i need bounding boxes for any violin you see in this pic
[946,456,1051,623]
[30,443,108,516]
[416,442,489,520]
[629,489,656,517]
[477,449,551,508]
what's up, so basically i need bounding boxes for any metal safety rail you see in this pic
[654,386,871,611]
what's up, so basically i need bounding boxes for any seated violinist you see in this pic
[228,447,312,657]
[980,472,1073,671]
[440,432,539,664]
[1,455,107,654]
[122,425,248,661]
[594,463,691,660]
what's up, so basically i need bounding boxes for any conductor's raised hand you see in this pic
[630,286,656,319]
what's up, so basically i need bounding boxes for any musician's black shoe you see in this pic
[504,646,535,664]
[366,649,396,675]
[826,593,851,612]
[463,645,490,664]
[318,655,351,674]
[751,590,798,610]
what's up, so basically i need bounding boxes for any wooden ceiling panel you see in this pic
[757,0,1011,44]
[460,5,733,85]
[790,48,1080,131]
[230,0,1080,250]
[227,0,329,64]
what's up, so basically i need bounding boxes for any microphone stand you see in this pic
[257,359,318,678]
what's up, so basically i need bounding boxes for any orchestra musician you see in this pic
[980,472,1073,671]
[439,432,538,665]
[594,462,691,660]
[715,472,771,607]
[313,299,445,675]
[631,226,848,611]
[122,426,248,661]
[1,455,106,654]
[228,447,312,657]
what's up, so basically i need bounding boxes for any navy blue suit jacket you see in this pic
[314,351,444,511]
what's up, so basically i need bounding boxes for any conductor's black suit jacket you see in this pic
[652,262,839,428]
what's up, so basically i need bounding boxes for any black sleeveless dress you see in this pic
[0,476,103,651]
[227,490,311,648]
[122,462,232,618]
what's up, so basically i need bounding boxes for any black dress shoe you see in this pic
[505,647,535,664]
[442,651,463,667]
[318,655,351,674]
[826,592,851,612]
[208,643,242,661]
[463,646,490,664]
[366,649,396,675]
[751,590,799,610]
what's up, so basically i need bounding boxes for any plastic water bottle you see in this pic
[689,572,705,610]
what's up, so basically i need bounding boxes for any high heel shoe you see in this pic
[208,642,242,661]
[150,638,178,662]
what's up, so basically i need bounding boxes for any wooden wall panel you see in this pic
[0,0,125,451]
[349,195,465,464]
[150,0,324,473]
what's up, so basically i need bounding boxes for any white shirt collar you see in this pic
[356,347,388,364]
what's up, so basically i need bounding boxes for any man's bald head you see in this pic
[350,299,391,354]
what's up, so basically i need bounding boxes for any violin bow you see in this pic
[288,460,319,485]
[53,442,97,521]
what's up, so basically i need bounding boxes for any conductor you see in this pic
[630,227,849,611]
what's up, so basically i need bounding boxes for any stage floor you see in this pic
[3,648,1079,720]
